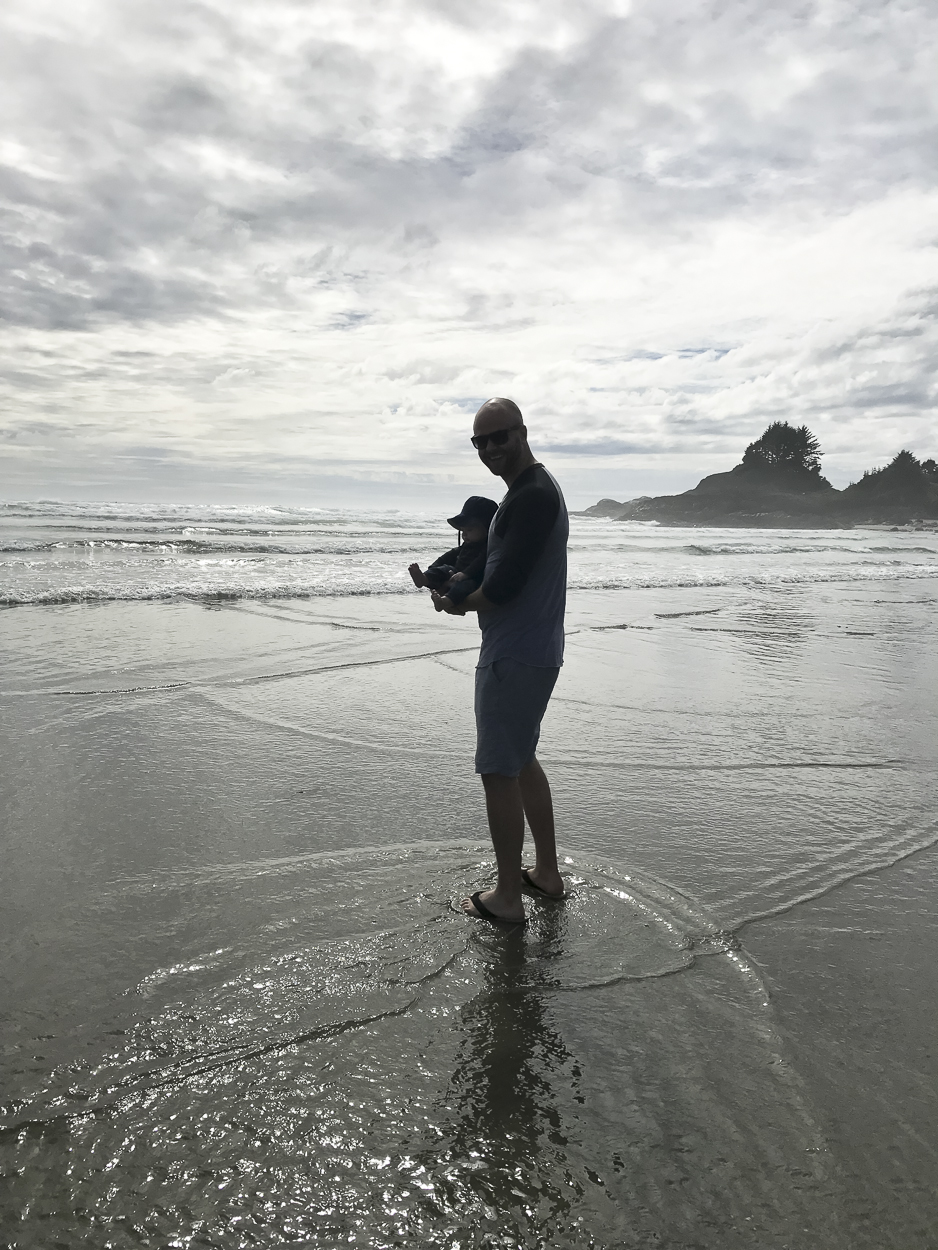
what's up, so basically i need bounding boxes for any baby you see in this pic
[408,495,498,607]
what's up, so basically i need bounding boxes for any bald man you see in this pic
[432,398,568,924]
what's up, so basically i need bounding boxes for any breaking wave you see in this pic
[2,501,937,605]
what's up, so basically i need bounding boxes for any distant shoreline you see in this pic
[579,432,938,529]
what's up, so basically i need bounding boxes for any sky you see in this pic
[1,0,937,510]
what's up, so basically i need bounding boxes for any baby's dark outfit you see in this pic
[423,538,487,605]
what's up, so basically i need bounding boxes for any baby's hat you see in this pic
[447,496,499,530]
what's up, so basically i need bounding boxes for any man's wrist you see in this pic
[462,588,495,612]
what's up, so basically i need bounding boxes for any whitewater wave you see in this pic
[0,538,420,555]
[0,500,436,531]
[3,502,937,605]
[4,562,938,606]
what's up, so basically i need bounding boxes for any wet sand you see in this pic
[2,582,937,1247]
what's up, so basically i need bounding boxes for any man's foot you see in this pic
[521,866,565,900]
[461,889,526,925]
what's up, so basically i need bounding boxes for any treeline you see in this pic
[583,422,938,528]
[855,447,937,484]
[742,421,936,485]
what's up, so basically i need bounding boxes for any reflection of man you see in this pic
[432,398,568,923]
[414,916,577,1238]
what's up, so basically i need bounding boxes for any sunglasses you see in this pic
[470,426,521,451]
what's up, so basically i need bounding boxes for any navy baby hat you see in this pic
[447,497,499,529]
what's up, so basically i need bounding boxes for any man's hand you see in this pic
[431,590,466,615]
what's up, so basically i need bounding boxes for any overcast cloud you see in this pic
[2,0,937,506]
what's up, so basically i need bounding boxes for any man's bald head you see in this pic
[473,398,524,436]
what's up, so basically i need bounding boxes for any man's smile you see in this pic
[481,449,507,469]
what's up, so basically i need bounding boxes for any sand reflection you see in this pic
[407,906,593,1240]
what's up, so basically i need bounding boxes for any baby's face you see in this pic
[462,522,488,543]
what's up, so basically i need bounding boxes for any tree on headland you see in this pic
[864,449,919,477]
[838,449,938,520]
[741,422,823,475]
[850,449,936,494]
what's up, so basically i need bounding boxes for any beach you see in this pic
[2,507,938,1247]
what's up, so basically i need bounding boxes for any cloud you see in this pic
[1,0,937,503]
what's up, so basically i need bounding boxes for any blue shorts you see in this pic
[474,658,560,777]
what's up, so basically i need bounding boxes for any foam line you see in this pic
[198,689,456,756]
[541,757,905,771]
[730,820,938,930]
[32,643,480,697]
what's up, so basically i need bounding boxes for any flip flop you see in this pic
[521,868,565,901]
[466,891,527,926]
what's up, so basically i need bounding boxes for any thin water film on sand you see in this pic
[1,556,937,1246]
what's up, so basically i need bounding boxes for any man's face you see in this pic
[472,406,526,479]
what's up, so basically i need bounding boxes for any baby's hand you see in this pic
[450,572,467,582]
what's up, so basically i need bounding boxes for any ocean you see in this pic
[2,500,938,604]
[2,501,937,1248]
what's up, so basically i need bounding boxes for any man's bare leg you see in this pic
[461,773,526,922]
[519,756,564,897]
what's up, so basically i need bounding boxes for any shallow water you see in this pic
[6,844,809,1248]
[2,520,938,1247]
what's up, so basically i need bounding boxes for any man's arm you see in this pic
[460,587,496,612]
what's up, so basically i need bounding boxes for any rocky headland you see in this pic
[581,424,938,529]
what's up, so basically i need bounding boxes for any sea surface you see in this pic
[2,502,938,1248]
[3,499,938,604]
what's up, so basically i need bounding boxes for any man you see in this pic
[432,398,568,924]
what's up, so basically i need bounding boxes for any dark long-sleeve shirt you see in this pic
[481,464,562,606]
[478,464,568,668]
